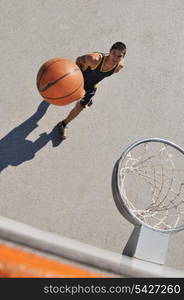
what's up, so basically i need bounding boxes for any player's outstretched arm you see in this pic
[114,58,125,73]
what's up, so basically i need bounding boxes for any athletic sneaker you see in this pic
[55,121,68,139]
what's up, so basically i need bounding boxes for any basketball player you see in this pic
[55,42,126,139]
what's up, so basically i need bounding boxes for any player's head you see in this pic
[110,42,126,53]
[109,42,126,63]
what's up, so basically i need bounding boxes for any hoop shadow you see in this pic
[0,101,63,173]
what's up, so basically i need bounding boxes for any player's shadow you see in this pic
[0,101,63,173]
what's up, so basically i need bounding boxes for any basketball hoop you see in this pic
[112,138,184,264]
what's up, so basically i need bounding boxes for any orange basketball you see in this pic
[36,58,84,105]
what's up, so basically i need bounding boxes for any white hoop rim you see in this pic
[112,138,184,233]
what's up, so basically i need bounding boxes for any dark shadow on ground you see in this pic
[0,101,64,173]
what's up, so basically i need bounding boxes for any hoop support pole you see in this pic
[123,224,170,264]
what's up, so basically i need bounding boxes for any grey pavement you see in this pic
[1,0,184,272]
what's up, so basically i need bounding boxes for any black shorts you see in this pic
[80,88,97,108]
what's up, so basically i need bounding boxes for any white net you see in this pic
[119,141,184,230]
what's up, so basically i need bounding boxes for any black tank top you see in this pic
[82,52,118,91]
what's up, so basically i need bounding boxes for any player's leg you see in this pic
[64,88,97,125]
[63,101,84,125]
[55,89,96,139]
[54,102,84,139]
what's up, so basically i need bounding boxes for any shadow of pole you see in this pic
[0,100,64,173]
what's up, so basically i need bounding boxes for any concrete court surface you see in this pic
[1,0,184,272]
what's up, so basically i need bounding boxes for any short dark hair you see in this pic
[110,42,126,53]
